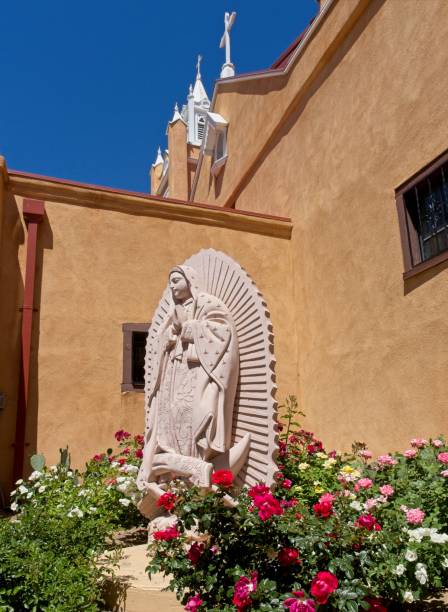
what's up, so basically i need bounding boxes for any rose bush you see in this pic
[147,397,448,610]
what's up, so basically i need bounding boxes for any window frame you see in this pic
[121,322,150,393]
[396,149,448,279]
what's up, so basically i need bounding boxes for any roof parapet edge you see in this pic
[7,170,292,239]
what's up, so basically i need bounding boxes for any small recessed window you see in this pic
[396,150,448,278]
[122,323,149,392]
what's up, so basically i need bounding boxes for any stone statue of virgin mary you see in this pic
[137,264,241,513]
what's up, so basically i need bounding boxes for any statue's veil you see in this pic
[144,249,278,488]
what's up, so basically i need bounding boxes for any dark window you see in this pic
[122,323,149,392]
[396,150,448,278]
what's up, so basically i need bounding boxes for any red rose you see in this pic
[118,458,126,466]
[355,514,380,532]
[114,429,131,442]
[278,547,300,566]
[313,500,333,518]
[281,478,293,489]
[211,469,233,487]
[92,454,104,462]
[157,492,176,512]
[232,572,258,610]
[187,542,204,566]
[122,447,130,455]
[134,434,144,446]
[135,448,143,459]
[310,571,339,605]
[365,597,387,611]
[248,484,271,499]
[152,525,180,541]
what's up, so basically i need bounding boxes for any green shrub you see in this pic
[0,431,145,611]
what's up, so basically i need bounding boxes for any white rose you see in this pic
[118,498,131,507]
[403,591,414,603]
[441,557,448,569]
[38,486,46,493]
[10,502,19,512]
[26,492,33,499]
[78,489,88,497]
[415,563,427,585]
[298,463,309,471]
[430,532,448,544]
[10,490,17,497]
[18,485,28,495]
[350,501,363,512]
[29,470,42,481]
[395,564,406,576]
[15,479,23,485]
[405,549,418,562]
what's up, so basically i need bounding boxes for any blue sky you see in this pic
[0,1,317,192]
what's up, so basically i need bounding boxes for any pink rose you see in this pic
[310,571,339,605]
[405,508,425,525]
[403,449,417,459]
[441,470,448,478]
[233,572,258,610]
[248,484,271,499]
[365,498,379,510]
[184,595,203,611]
[432,439,444,448]
[355,478,373,491]
[283,591,316,611]
[319,493,336,503]
[437,452,448,465]
[252,493,284,521]
[379,485,394,497]
[410,438,428,448]
[377,455,397,466]
[358,450,373,460]
[282,479,293,489]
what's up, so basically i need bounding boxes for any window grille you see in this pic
[396,150,448,277]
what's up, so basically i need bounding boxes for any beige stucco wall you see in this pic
[202,0,448,452]
[0,187,293,487]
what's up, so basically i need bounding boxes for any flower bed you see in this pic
[147,397,448,611]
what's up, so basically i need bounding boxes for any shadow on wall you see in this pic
[25,211,53,476]
[0,193,24,498]
[403,259,448,296]
[0,193,53,499]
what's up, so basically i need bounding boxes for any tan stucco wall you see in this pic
[204,0,448,452]
[168,121,188,200]
[2,187,293,485]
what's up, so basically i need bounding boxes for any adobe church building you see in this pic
[1,0,448,495]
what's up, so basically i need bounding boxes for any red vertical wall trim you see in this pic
[13,199,45,482]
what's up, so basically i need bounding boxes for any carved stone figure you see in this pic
[137,249,277,518]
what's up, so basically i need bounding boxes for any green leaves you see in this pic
[30,453,45,472]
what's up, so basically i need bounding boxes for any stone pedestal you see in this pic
[102,544,182,612]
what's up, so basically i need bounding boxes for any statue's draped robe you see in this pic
[137,269,239,489]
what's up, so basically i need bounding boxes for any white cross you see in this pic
[196,54,202,79]
[220,12,236,68]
